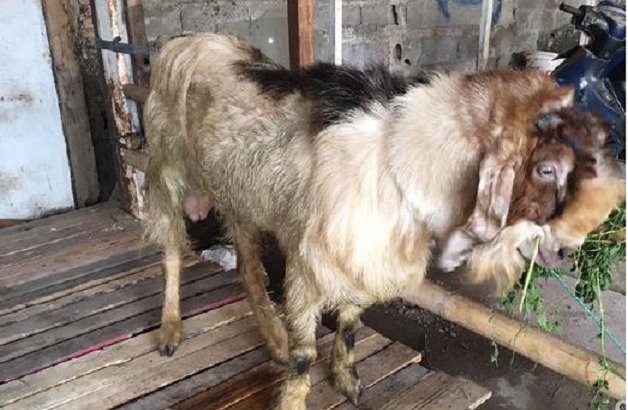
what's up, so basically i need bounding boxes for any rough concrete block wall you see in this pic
[317,0,482,73]
[141,0,581,72]
[491,0,581,69]
[143,0,290,67]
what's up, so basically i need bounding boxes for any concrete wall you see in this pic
[143,0,291,67]
[142,0,581,72]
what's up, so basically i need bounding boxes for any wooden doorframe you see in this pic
[42,0,100,207]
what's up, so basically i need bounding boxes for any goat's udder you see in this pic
[183,191,213,222]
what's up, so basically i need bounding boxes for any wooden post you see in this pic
[405,281,626,400]
[333,0,342,65]
[477,0,493,71]
[125,0,151,90]
[93,0,145,219]
[42,0,100,207]
[287,0,315,69]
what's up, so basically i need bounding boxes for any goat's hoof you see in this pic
[332,365,362,406]
[158,320,182,357]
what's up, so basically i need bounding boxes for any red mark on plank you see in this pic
[59,334,131,361]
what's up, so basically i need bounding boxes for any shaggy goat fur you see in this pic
[142,33,625,410]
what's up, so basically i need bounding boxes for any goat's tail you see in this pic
[141,33,258,249]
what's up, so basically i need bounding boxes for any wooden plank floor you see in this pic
[0,203,492,410]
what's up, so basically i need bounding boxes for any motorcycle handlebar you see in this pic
[559,3,585,19]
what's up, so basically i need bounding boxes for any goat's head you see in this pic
[438,80,624,296]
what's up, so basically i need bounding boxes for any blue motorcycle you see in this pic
[552,1,626,161]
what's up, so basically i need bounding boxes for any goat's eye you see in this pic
[536,163,556,180]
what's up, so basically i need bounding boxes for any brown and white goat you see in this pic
[142,33,625,410]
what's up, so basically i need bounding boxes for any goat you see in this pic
[142,33,625,410]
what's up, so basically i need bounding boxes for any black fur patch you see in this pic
[237,61,431,134]
[343,331,356,350]
[295,359,311,375]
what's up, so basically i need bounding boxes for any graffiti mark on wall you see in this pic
[437,0,502,26]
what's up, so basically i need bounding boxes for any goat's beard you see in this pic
[460,220,546,299]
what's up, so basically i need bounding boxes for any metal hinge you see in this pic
[95,36,149,55]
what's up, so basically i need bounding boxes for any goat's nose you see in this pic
[557,248,566,260]
[557,246,577,261]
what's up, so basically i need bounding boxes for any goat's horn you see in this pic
[536,112,563,131]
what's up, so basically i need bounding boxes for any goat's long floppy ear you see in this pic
[464,142,521,242]
[437,139,521,272]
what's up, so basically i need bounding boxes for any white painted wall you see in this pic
[0,0,74,219]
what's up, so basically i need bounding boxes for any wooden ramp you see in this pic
[0,203,491,410]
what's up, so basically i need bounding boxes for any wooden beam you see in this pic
[122,84,149,104]
[405,280,626,401]
[120,148,148,172]
[287,0,314,68]
[125,0,151,89]
[42,0,100,207]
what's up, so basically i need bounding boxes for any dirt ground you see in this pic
[364,262,626,410]
[363,296,624,410]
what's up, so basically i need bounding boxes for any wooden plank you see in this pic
[28,317,261,410]
[287,0,314,69]
[306,342,422,410]
[0,203,122,255]
[0,300,252,407]
[52,317,263,410]
[0,268,238,367]
[0,260,221,346]
[377,372,492,410]
[0,222,148,287]
[224,331,397,410]
[0,282,244,382]
[0,273,233,363]
[42,0,99,206]
[0,210,131,259]
[124,327,333,410]
[0,251,160,315]
[0,208,140,270]
[0,256,198,328]
[0,202,117,237]
[331,363,430,410]
[0,219,25,229]
[120,347,271,410]
[179,327,378,410]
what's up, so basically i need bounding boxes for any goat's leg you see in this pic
[276,274,320,410]
[143,158,188,356]
[232,223,290,364]
[158,246,183,356]
[330,304,363,405]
